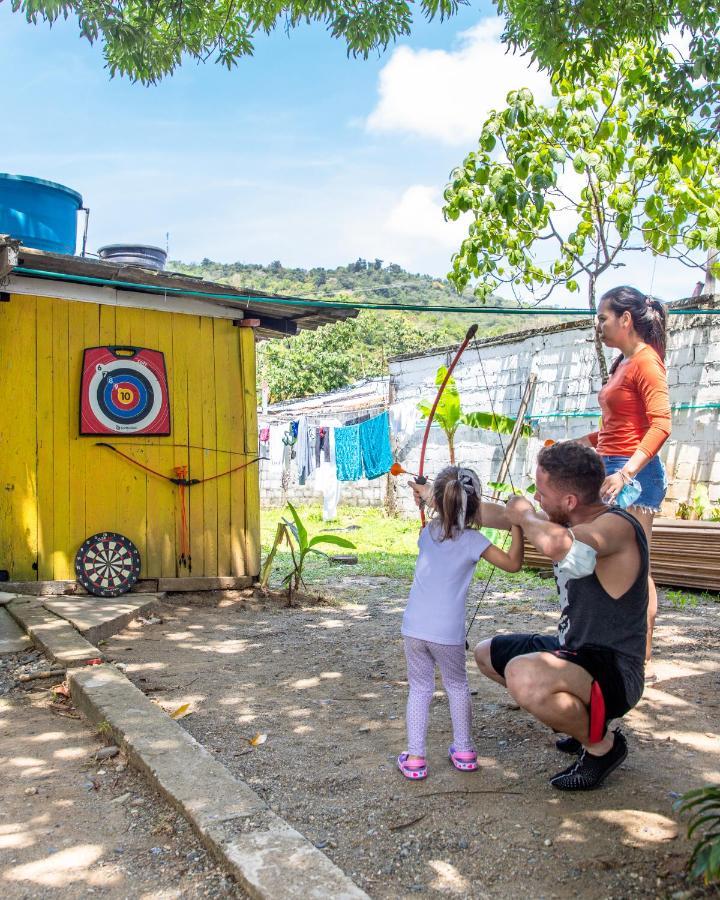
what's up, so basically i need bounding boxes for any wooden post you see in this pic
[491,373,538,499]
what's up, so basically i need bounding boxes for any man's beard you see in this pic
[545,506,570,526]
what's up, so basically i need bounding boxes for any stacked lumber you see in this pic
[523,518,720,593]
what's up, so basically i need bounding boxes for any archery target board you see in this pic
[80,346,171,435]
[75,532,141,597]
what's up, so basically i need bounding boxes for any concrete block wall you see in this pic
[259,461,386,510]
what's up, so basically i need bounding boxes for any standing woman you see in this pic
[580,286,671,663]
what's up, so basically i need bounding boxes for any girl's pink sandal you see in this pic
[397,752,428,780]
[449,746,478,772]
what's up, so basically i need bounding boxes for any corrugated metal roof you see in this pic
[6,239,358,339]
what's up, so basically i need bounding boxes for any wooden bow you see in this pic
[417,323,478,525]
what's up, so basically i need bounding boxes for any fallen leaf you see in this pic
[52,681,70,698]
[170,703,192,719]
[248,732,267,746]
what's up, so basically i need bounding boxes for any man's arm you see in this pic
[571,514,636,558]
[505,497,572,561]
[407,479,511,530]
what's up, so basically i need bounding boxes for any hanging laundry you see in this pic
[258,426,270,443]
[268,425,285,464]
[334,423,363,482]
[389,399,420,449]
[296,416,316,485]
[359,411,393,480]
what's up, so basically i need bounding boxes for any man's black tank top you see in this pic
[554,508,649,702]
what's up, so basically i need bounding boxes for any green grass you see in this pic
[666,588,720,609]
[260,505,544,593]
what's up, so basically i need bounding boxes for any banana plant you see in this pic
[418,365,532,464]
[260,502,356,603]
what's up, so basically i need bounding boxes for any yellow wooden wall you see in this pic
[0,293,260,581]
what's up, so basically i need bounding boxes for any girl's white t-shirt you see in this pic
[401,522,491,646]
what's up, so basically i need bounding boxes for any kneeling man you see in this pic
[475,442,648,790]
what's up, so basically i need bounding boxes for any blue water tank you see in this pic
[0,173,83,255]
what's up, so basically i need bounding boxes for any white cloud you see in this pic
[385,184,466,247]
[366,18,552,145]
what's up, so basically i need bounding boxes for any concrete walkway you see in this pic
[0,607,31,654]
[43,594,161,645]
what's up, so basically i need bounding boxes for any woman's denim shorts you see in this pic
[602,454,668,514]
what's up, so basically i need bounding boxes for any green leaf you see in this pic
[286,501,308,552]
[461,411,533,437]
[308,534,357,550]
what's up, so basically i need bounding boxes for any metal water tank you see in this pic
[0,173,83,254]
[97,244,167,271]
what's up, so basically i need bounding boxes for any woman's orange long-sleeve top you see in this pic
[587,345,671,460]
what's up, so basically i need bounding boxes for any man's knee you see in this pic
[474,639,496,676]
[505,657,545,707]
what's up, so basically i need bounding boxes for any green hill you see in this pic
[170,258,563,402]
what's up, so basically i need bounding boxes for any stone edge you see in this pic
[68,665,369,900]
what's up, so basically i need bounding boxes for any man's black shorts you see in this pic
[489,633,633,720]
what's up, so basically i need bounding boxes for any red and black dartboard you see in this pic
[75,532,141,597]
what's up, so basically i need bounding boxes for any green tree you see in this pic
[497,0,720,152]
[443,43,720,380]
[257,324,355,402]
[10,0,464,83]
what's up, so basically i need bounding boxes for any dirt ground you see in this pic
[99,578,720,900]
[0,650,248,899]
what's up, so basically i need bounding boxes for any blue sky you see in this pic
[0,3,702,299]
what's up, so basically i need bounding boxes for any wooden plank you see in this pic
[157,576,253,592]
[200,317,218,576]
[93,304,120,540]
[67,298,88,570]
[170,314,193,577]
[170,313,189,577]
[182,316,205,576]
[228,329,246,577]
[240,329,260,576]
[0,294,38,579]
[81,302,110,542]
[51,298,72,579]
[213,320,233,576]
[140,309,172,578]
[35,296,55,580]
[112,308,149,574]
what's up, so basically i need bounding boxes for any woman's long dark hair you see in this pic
[601,285,668,375]
[431,466,482,541]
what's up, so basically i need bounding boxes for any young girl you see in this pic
[398,466,524,780]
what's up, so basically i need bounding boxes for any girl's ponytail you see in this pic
[432,466,482,540]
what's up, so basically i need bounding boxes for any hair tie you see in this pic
[458,473,476,495]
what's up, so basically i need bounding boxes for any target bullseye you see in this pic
[75,532,141,597]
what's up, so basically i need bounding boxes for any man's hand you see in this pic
[408,479,432,509]
[601,471,625,504]
[505,495,535,525]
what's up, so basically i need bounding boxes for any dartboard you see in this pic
[80,346,170,436]
[75,532,141,597]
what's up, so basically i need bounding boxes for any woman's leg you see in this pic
[431,642,474,753]
[628,506,656,662]
[404,637,436,758]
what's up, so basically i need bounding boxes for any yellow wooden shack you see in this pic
[0,237,355,590]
